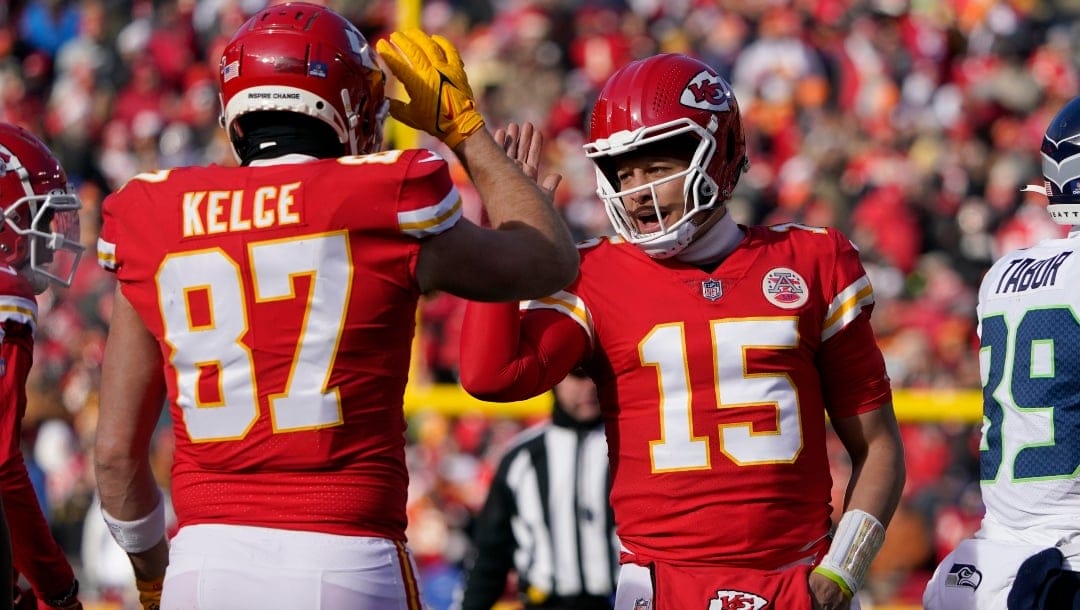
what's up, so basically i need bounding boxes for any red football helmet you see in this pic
[218,2,387,158]
[0,123,82,288]
[584,54,748,258]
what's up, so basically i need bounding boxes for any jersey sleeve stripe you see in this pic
[822,276,874,341]
[97,237,118,270]
[521,291,594,343]
[0,295,37,328]
[397,187,462,237]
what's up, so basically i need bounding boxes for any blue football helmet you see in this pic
[1026,96,1080,225]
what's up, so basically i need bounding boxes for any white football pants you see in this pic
[923,537,1049,610]
[162,524,425,610]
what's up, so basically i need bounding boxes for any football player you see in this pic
[0,122,84,610]
[923,96,1080,610]
[459,53,905,610]
[91,4,577,610]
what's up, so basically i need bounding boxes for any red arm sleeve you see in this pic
[459,301,590,401]
[0,322,75,598]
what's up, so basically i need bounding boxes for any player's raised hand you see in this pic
[493,122,562,196]
[376,29,484,149]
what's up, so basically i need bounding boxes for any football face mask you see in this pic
[0,123,83,288]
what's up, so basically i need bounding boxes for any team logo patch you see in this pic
[709,589,768,610]
[945,563,982,590]
[633,598,651,610]
[762,267,808,309]
[1041,146,1080,191]
[680,70,733,112]
[701,278,723,301]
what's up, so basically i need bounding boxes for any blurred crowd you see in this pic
[4,0,1078,607]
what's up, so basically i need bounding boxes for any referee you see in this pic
[456,370,617,610]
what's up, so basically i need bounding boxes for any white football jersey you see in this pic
[975,229,1080,548]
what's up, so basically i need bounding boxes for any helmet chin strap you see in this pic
[635,206,743,261]
[21,266,50,295]
[637,221,698,259]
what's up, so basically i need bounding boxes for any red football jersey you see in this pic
[0,268,76,593]
[97,150,462,540]
[520,224,892,568]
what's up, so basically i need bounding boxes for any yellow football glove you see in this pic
[375,29,485,149]
[136,577,163,610]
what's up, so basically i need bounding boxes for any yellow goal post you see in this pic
[404,385,983,424]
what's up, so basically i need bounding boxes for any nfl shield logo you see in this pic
[701,278,722,301]
[633,598,651,610]
[308,61,329,78]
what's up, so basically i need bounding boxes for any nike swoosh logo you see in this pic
[437,74,456,133]
[418,150,443,164]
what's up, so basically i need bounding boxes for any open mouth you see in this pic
[631,207,670,234]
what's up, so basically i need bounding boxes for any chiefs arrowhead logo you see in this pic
[681,70,733,112]
[708,589,768,610]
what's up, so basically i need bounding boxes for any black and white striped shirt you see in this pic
[458,411,618,610]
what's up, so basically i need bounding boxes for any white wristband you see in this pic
[815,509,885,596]
[102,490,167,553]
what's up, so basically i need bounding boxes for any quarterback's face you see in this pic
[613,153,692,235]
